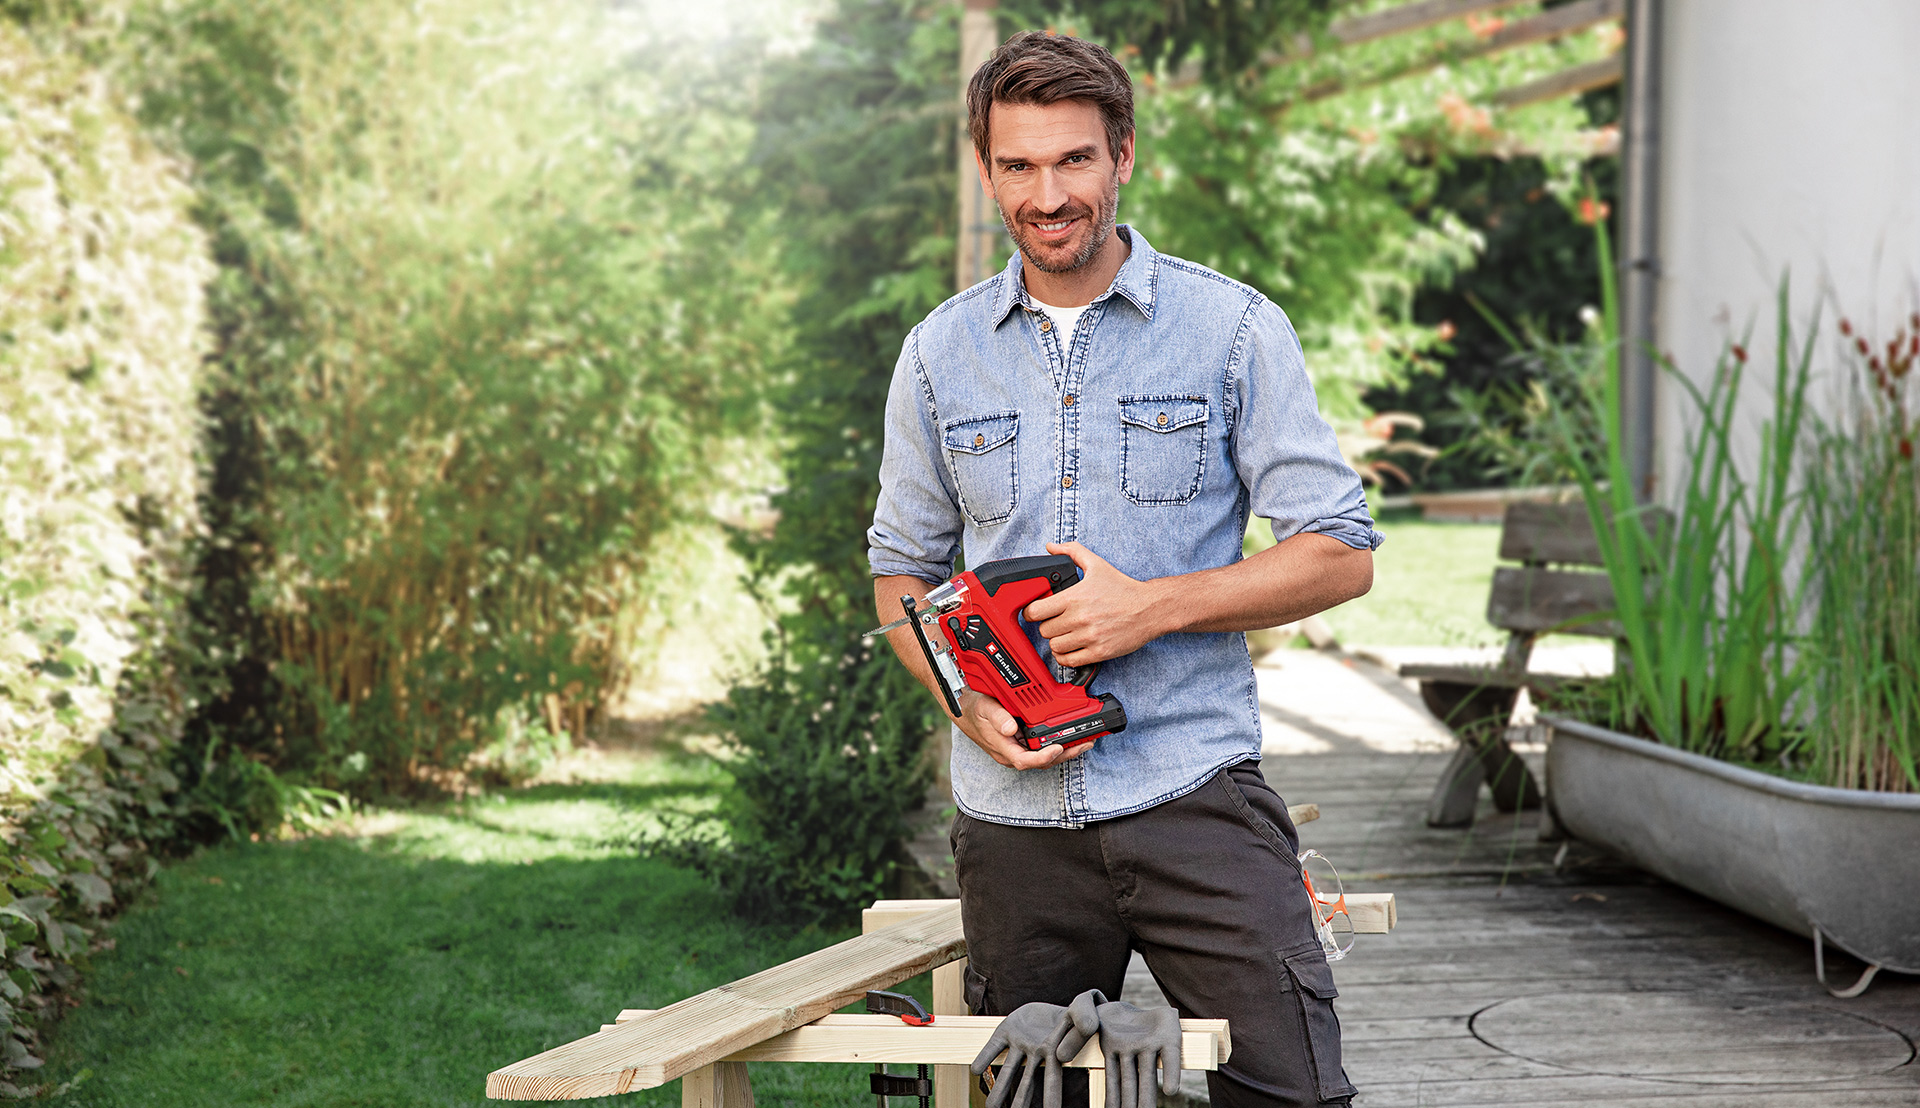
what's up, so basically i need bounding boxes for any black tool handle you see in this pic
[971,553,1079,597]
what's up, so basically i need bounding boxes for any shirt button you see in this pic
[1157,412,1169,427]
[974,434,985,447]
[1039,319,1053,332]
[1061,476,1074,489]
[1063,394,1076,407]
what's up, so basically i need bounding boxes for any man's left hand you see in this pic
[1023,542,1165,667]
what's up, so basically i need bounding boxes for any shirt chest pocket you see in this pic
[1118,396,1209,505]
[943,412,1019,525]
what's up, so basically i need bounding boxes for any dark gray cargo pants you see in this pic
[954,761,1357,1108]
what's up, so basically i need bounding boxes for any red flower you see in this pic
[1902,438,1914,460]
[1839,318,1853,337]
[1436,320,1457,342]
[1578,197,1611,224]
[1857,337,1872,356]
[1730,344,1748,363]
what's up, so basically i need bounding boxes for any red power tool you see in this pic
[870,555,1127,751]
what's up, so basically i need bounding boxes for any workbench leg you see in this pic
[1087,1066,1105,1108]
[933,958,974,1108]
[682,1060,755,1108]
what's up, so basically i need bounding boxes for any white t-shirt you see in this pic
[1034,299,1090,350]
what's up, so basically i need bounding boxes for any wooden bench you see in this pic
[1399,501,1650,828]
[486,806,1393,1106]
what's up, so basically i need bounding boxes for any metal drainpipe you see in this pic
[1618,0,1662,500]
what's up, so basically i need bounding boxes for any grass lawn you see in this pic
[1316,510,1505,648]
[41,732,921,1108]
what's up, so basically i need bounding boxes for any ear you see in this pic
[1114,131,1137,186]
[974,147,994,197]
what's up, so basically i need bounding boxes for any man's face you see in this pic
[979,99,1135,275]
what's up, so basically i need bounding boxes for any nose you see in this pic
[1033,167,1069,215]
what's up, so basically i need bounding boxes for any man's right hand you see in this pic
[956,690,1091,772]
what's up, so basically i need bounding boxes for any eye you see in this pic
[1065,154,1090,165]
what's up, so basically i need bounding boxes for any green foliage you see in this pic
[1800,315,1920,792]
[1443,306,1609,490]
[117,0,784,797]
[1372,154,1618,489]
[0,20,210,1087]
[668,646,938,924]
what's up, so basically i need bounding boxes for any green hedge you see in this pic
[0,21,211,1088]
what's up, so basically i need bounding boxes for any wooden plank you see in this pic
[1490,52,1625,108]
[1498,502,1673,566]
[1289,803,1319,826]
[1347,892,1397,933]
[1327,0,1532,46]
[1470,0,1622,56]
[1499,501,1603,565]
[487,904,966,1100]
[932,959,969,1108]
[680,1061,753,1108]
[1485,567,1619,637]
[606,1014,1226,1070]
[863,899,958,934]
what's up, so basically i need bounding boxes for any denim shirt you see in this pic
[867,227,1382,828]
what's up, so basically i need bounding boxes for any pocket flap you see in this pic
[1283,951,1341,999]
[945,413,1019,455]
[1119,396,1208,434]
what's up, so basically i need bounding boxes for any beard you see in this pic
[998,168,1121,276]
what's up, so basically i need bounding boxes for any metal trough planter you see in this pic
[1544,716,1920,980]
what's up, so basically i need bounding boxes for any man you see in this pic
[866,30,1380,1108]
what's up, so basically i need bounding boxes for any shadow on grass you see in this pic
[40,782,877,1108]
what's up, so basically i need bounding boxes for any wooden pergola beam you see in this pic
[1307,0,1623,101]
[1489,52,1625,108]
[1328,0,1535,47]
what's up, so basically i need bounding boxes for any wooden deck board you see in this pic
[1260,703,1920,1107]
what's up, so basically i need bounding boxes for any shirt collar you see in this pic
[989,224,1160,327]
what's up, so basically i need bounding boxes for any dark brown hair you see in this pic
[966,31,1134,172]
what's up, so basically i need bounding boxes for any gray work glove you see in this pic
[1090,996,1183,1108]
[971,997,1100,1108]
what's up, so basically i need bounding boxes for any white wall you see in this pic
[1653,0,1920,494]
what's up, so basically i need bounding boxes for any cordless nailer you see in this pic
[868,555,1127,750]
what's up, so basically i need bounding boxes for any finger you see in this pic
[1023,593,1065,622]
[1137,1051,1159,1108]
[972,1026,1010,1075]
[1008,1049,1039,1108]
[1042,1056,1064,1108]
[981,1049,1018,1108]
[1115,1051,1134,1108]
[1045,541,1104,573]
[1160,1037,1181,1096]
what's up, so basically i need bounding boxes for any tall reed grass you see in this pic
[1565,220,1810,762]
[1800,314,1920,792]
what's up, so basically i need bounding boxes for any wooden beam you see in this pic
[1307,0,1623,103]
[1489,52,1626,107]
[1328,0,1533,46]
[1346,892,1397,934]
[606,1013,1228,1071]
[681,1061,754,1108]
[1290,802,1320,826]
[486,904,966,1101]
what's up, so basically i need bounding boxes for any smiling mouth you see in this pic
[1031,217,1079,238]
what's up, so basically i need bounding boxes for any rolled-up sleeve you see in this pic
[867,327,964,583]
[1231,301,1385,551]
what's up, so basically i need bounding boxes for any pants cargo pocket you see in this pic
[964,963,991,1016]
[1281,950,1358,1102]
